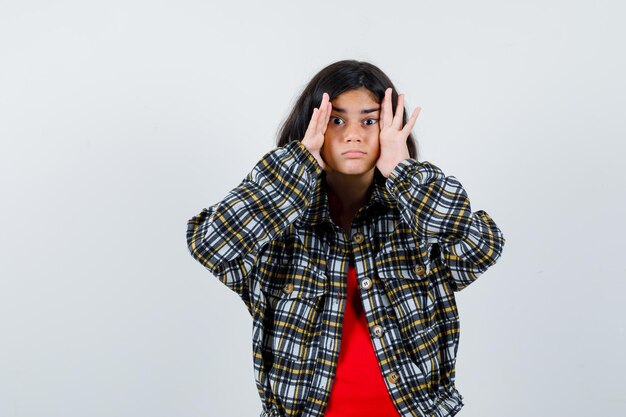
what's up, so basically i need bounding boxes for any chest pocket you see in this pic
[374,227,434,279]
[255,239,328,363]
[374,228,436,336]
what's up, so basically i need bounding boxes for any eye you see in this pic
[330,116,344,125]
[363,118,378,126]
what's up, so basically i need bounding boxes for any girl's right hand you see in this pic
[301,92,332,173]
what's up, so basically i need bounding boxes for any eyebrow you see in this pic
[332,106,381,114]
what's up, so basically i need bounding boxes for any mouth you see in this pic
[342,150,366,157]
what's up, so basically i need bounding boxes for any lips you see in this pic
[342,150,366,157]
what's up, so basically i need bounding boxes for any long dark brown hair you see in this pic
[277,60,419,160]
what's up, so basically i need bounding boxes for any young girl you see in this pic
[187,60,505,417]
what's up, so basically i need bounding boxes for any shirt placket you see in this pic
[347,217,435,417]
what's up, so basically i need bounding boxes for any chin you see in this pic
[335,166,377,177]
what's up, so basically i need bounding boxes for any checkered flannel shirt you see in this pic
[186,140,505,417]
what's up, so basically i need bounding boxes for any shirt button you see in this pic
[414,264,426,276]
[361,278,372,290]
[352,232,365,244]
[282,283,294,294]
[372,325,384,338]
[386,371,400,384]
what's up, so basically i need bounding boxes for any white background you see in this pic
[1,1,625,416]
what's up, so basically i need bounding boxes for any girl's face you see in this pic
[321,87,381,179]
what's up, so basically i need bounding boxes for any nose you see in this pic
[343,123,362,142]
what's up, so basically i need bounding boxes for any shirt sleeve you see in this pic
[186,140,323,312]
[385,158,506,292]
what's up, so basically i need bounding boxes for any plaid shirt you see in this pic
[186,140,505,417]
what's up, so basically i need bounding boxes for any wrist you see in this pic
[297,141,324,170]
[287,140,323,177]
[379,156,410,178]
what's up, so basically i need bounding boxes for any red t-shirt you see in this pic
[324,190,401,417]
[323,265,401,417]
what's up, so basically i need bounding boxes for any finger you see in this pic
[306,107,319,136]
[379,89,386,127]
[316,93,330,133]
[320,100,332,134]
[303,107,321,142]
[393,94,405,130]
[402,106,421,135]
[382,88,393,127]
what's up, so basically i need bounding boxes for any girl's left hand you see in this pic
[376,88,421,178]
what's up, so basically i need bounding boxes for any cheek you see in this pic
[369,131,381,153]
[322,133,336,153]
[371,145,381,161]
[320,138,331,161]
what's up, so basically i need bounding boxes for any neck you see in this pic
[325,170,375,214]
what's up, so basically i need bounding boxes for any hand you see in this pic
[376,88,421,178]
[301,92,333,173]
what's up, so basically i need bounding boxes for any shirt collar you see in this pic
[296,170,397,227]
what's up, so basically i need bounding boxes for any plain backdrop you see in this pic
[1,1,625,416]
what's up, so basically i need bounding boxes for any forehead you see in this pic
[331,87,379,109]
